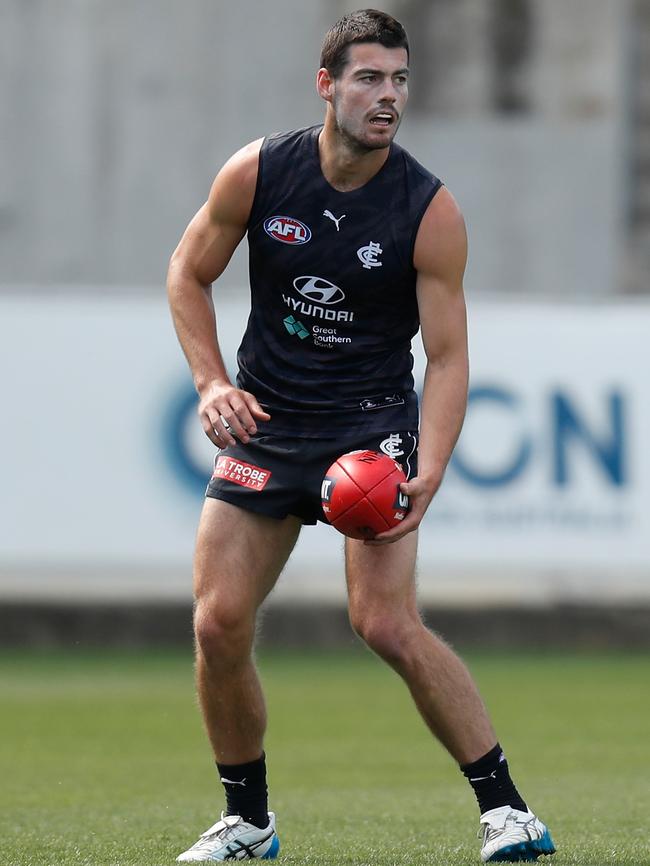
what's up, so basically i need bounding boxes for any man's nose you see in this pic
[378,80,398,103]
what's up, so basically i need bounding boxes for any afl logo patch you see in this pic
[264,215,312,245]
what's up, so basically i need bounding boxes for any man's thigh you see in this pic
[345,531,419,616]
[194,498,302,611]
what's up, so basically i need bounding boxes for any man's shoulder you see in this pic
[218,138,263,187]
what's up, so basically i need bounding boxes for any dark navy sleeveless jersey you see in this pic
[236,124,442,437]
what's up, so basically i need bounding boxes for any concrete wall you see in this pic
[0,0,629,296]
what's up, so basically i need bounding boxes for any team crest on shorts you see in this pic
[380,433,405,458]
[212,456,272,491]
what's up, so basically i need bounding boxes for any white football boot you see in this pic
[479,806,555,862]
[176,812,279,862]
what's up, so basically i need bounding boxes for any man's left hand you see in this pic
[365,474,441,545]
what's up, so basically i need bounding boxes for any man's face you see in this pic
[326,43,409,152]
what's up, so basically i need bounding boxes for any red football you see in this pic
[321,450,409,539]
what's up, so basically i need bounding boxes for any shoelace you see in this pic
[480,824,502,844]
[192,815,244,850]
[479,812,537,844]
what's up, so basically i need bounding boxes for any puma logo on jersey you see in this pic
[323,210,346,231]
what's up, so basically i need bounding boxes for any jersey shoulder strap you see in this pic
[249,126,320,227]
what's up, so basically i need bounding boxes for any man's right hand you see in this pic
[198,381,271,447]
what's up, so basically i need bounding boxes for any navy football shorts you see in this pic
[206,429,419,524]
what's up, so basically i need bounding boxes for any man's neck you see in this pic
[317,120,390,192]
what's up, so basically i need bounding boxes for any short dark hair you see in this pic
[320,9,409,79]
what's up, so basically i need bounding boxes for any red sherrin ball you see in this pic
[321,450,409,539]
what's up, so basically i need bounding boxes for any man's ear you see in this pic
[316,67,335,103]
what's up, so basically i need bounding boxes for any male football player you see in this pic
[168,9,555,863]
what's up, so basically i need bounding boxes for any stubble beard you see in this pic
[332,100,400,156]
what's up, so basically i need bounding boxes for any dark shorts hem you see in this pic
[205,488,317,525]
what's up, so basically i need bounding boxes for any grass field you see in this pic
[1,648,648,866]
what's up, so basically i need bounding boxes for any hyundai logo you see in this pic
[293,276,345,305]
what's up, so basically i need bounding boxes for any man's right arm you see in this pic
[167,138,269,447]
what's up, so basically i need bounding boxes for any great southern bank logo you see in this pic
[163,381,629,498]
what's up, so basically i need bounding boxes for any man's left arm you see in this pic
[369,186,469,544]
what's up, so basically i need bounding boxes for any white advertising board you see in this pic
[1,295,648,603]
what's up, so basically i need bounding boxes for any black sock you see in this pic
[461,743,528,814]
[216,753,269,829]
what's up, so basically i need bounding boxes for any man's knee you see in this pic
[194,595,255,668]
[350,607,423,667]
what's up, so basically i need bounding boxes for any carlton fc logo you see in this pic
[293,276,345,304]
[264,215,312,245]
